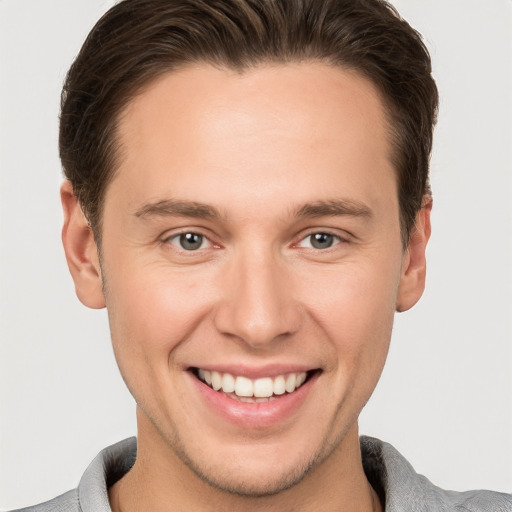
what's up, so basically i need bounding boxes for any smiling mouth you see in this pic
[191,368,316,403]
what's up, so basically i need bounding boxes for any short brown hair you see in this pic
[59,0,438,244]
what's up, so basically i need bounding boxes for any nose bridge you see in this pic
[214,244,301,347]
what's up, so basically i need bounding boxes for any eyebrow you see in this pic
[294,199,372,219]
[133,198,372,221]
[134,199,222,220]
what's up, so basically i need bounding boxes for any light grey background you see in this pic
[1,0,511,509]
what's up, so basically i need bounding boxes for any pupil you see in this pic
[180,233,202,250]
[311,233,333,249]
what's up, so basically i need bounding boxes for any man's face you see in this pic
[80,63,426,495]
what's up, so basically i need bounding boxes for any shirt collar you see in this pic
[78,437,136,512]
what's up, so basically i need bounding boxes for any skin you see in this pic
[61,62,431,511]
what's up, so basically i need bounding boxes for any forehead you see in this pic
[111,62,395,216]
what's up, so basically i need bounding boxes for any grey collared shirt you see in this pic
[11,436,512,511]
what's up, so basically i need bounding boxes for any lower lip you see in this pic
[189,371,318,429]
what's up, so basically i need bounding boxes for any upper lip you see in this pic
[187,364,319,379]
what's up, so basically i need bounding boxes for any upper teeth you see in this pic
[198,369,307,398]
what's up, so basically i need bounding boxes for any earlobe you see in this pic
[61,181,106,309]
[396,197,432,312]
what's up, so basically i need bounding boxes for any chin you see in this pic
[185,455,316,498]
[168,426,339,498]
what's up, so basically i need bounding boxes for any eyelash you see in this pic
[162,230,346,253]
[163,231,215,252]
[295,231,344,250]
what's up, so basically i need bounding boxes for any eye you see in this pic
[168,232,210,251]
[298,232,341,250]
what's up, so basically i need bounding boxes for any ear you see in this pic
[396,197,432,312]
[61,181,106,309]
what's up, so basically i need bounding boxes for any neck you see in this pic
[109,412,382,512]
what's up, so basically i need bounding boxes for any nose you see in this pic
[213,250,302,349]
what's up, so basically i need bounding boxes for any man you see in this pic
[9,0,511,511]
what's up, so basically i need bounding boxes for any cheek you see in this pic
[103,262,215,368]
[102,262,221,421]
[301,259,400,368]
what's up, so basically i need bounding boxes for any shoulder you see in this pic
[6,438,137,512]
[447,490,512,512]
[360,436,512,512]
[6,489,80,512]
